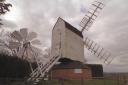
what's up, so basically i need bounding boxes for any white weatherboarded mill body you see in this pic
[51,18,85,62]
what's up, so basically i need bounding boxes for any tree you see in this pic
[0,0,12,54]
[0,0,12,26]
[0,0,12,15]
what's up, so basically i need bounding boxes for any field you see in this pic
[39,79,125,85]
[0,78,127,85]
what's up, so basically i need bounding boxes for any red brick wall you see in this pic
[50,68,92,80]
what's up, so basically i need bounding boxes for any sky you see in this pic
[1,0,128,72]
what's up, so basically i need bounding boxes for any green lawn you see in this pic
[41,79,120,85]
[6,79,125,85]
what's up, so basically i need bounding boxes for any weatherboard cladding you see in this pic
[51,17,84,62]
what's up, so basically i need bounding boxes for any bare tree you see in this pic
[0,0,12,26]
[0,0,12,15]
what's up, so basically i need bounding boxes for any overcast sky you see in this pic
[1,0,128,72]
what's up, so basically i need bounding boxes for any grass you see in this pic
[41,79,120,85]
[2,79,125,85]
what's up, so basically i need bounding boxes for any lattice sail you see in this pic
[27,39,62,84]
[80,1,104,32]
[84,37,114,64]
[27,55,61,84]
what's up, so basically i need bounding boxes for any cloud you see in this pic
[1,19,17,29]
[84,0,128,72]
[2,0,128,72]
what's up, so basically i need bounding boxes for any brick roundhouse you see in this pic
[50,59,91,80]
[49,58,103,80]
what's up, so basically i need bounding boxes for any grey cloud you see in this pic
[3,0,128,72]
[104,64,128,72]
[85,0,128,53]
[82,0,128,72]
[9,0,84,48]
[1,19,17,29]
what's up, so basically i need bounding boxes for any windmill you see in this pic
[79,1,115,64]
[9,28,42,60]
[27,0,115,84]
[8,28,43,74]
[50,0,114,64]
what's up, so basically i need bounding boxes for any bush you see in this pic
[0,53,37,78]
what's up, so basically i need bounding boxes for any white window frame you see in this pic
[74,69,82,73]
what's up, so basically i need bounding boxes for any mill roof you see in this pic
[52,58,88,69]
[64,19,83,38]
[53,17,83,38]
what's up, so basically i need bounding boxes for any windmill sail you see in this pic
[9,28,42,59]
[31,39,41,45]
[84,37,114,64]
[80,1,104,32]
[27,32,37,41]
[27,41,61,84]
[20,28,28,40]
